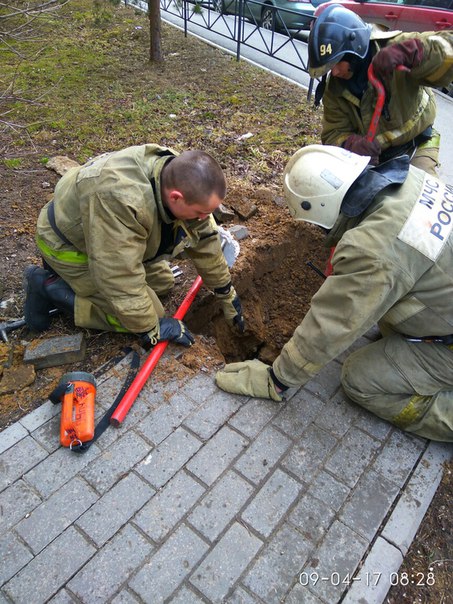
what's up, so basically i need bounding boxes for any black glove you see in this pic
[214,283,245,334]
[140,317,195,350]
[343,134,381,165]
[372,39,424,83]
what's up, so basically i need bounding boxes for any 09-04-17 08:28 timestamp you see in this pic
[299,571,436,587]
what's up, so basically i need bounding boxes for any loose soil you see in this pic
[0,2,450,602]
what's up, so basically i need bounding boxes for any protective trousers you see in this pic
[39,248,173,332]
[341,334,453,442]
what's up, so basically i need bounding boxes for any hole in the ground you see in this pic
[185,221,329,364]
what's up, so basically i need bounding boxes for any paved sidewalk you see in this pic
[1,328,452,604]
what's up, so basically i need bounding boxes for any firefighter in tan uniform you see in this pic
[307,4,453,175]
[216,145,453,442]
[25,145,244,347]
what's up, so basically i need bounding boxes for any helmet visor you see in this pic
[309,57,340,79]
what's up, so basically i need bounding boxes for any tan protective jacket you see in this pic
[273,165,453,387]
[321,29,453,151]
[38,144,231,333]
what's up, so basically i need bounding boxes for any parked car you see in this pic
[313,0,453,32]
[218,0,321,31]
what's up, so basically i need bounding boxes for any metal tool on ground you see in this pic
[0,309,59,342]
[110,228,240,427]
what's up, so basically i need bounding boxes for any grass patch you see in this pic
[1,0,322,184]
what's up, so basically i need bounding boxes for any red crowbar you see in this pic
[325,63,406,276]
[110,275,203,426]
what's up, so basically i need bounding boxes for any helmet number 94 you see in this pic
[319,43,332,56]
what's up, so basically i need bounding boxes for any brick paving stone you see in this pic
[226,586,261,603]
[272,391,324,438]
[339,469,400,541]
[183,390,242,440]
[167,390,200,416]
[304,361,342,401]
[30,415,61,453]
[285,583,325,603]
[234,425,292,485]
[0,531,33,585]
[178,372,218,405]
[67,524,152,603]
[342,537,403,604]
[241,468,302,538]
[136,427,202,488]
[16,477,98,554]
[0,479,41,535]
[0,422,28,455]
[134,470,205,542]
[19,400,60,433]
[353,410,393,441]
[289,493,337,544]
[135,403,188,446]
[80,430,151,494]
[48,588,78,603]
[23,443,101,498]
[129,525,209,603]
[325,427,381,488]
[189,522,263,602]
[167,585,206,603]
[187,470,254,542]
[242,524,313,603]
[76,472,153,547]
[302,520,368,602]
[281,424,338,484]
[2,527,95,603]
[381,441,450,555]
[186,426,248,485]
[307,470,350,511]
[110,590,141,603]
[228,398,279,439]
[0,436,48,492]
[314,391,359,438]
[372,431,425,485]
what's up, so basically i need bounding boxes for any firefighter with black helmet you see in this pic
[307,3,453,174]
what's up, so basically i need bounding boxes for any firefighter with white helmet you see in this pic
[216,145,453,442]
[307,4,453,174]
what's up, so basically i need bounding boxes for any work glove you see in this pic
[343,134,381,166]
[215,360,283,402]
[140,317,195,350]
[214,283,245,334]
[372,39,424,83]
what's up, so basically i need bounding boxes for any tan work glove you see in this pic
[215,360,282,402]
[214,283,245,334]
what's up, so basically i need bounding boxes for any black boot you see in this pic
[44,273,75,315]
[24,266,55,332]
[24,265,75,332]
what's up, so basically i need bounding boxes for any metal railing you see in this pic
[130,0,312,80]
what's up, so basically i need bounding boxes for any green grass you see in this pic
[1,0,322,183]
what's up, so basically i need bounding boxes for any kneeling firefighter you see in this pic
[24,145,245,349]
[216,145,453,442]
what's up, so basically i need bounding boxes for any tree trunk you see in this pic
[148,0,163,63]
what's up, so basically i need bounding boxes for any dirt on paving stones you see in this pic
[0,2,451,601]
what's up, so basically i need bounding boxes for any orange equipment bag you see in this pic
[56,371,96,448]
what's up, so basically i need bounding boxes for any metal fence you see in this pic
[130,0,312,86]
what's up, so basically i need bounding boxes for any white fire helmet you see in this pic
[283,145,371,229]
